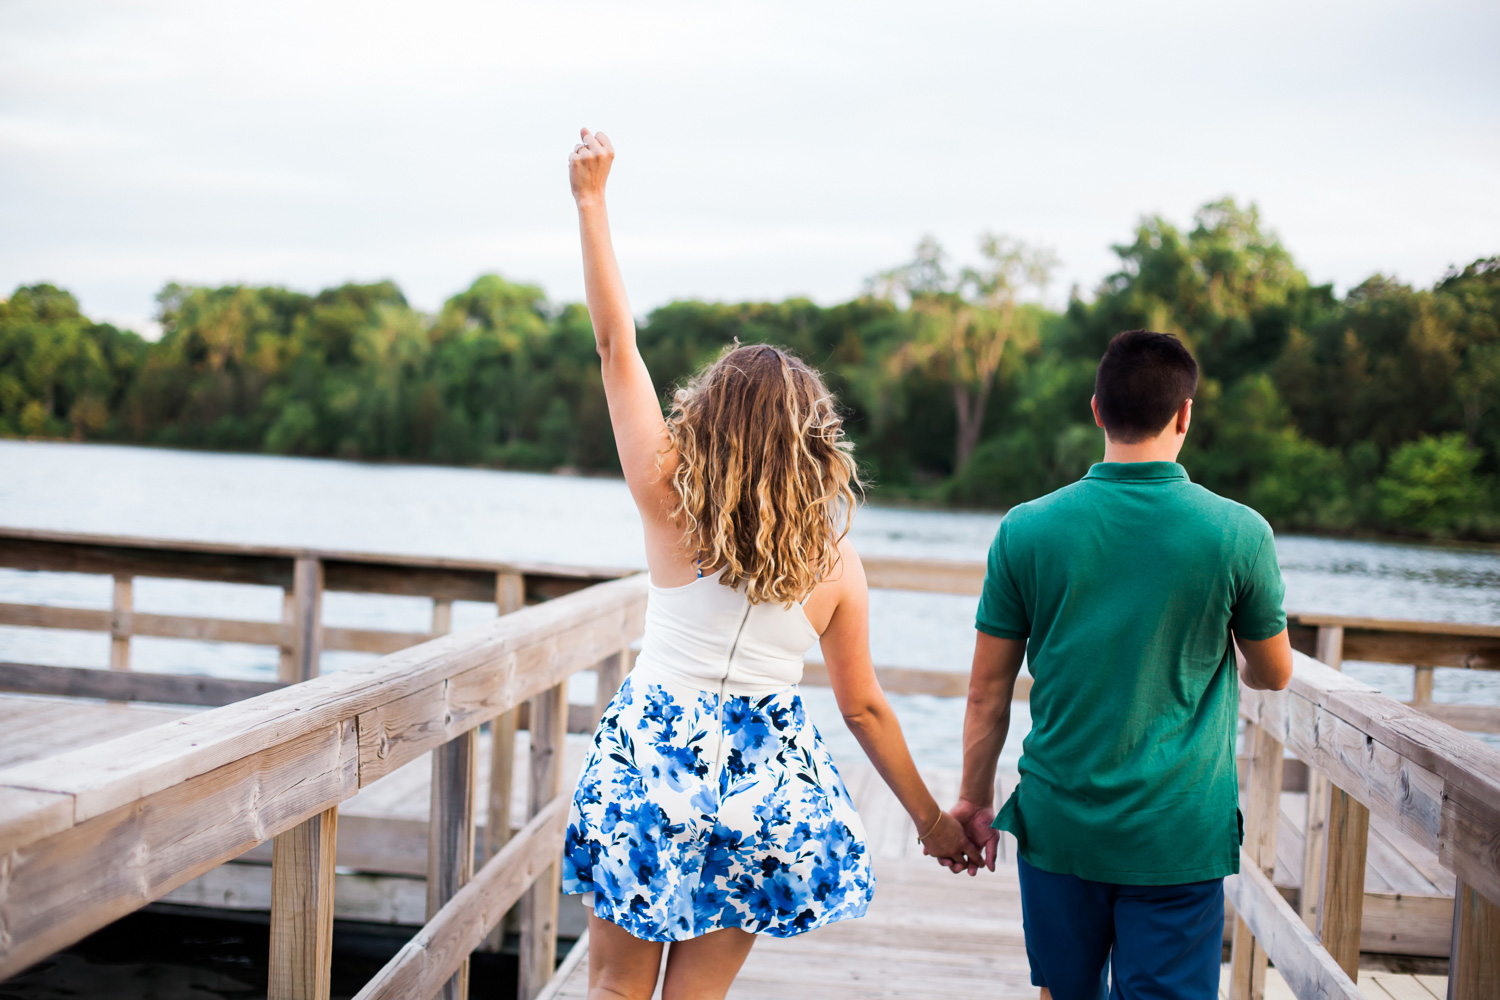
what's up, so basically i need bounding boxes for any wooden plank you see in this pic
[269,805,338,1000]
[483,710,517,949]
[1288,612,1500,640]
[593,648,627,725]
[355,606,640,785]
[860,555,986,595]
[0,533,294,587]
[800,662,1035,700]
[1326,689,1500,806]
[0,786,74,855]
[533,931,589,1000]
[519,683,568,1000]
[1448,879,1500,1000]
[1439,782,1500,915]
[1231,722,1285,1000]
[352,797,569,1000]
[1341,631,1499,671]
[289,557,324,683]
[0,661,284,707]
[0,574,646,830]
[1224,852,1362,1000]
[1318,785,1370,979]
[1411,702,1500,735]
[428,731,477,1000]
[0,526,629,590]
[1302,628,1342,933]
[162,861,428,925]
[0,602,290,645]
[1413,666,1434,704]
[497,572,526,616]
[322,625,435,655]
[110,575,132,671]
[0,719,359,980]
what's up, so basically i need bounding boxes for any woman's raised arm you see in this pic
[569,128,677,526]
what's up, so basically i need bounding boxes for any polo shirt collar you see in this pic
[1084,461,1189,483]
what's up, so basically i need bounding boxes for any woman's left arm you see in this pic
[820,544,983,873]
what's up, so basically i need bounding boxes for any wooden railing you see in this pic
[3,532,1495,732]
[0,571,648,1000]
[1226,648,1500,999]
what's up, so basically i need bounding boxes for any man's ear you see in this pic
[1177,399,1193,435]
[1091,395,1104,430]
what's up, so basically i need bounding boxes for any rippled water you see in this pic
[2,439,1497,766]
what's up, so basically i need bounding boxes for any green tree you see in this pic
[873,234,1056,470]
[1377,433,1485,534]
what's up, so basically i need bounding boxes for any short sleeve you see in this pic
[1229,529,1287,641]
[975,519,1030,639]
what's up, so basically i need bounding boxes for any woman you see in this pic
[561,128,982,1000]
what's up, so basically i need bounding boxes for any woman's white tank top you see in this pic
[631,568,820,698]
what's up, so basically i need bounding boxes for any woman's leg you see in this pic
[588,912,666,1000]
[660,926,756,1000]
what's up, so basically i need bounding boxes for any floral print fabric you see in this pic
[561,671,874,941]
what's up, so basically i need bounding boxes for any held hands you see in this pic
[568,128,614,206]
[918,810,986,877]
[945,798,1001,874]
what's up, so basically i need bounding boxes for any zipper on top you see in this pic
[711,596,755,787]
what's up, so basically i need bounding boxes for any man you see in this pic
[946,330,1293,1000]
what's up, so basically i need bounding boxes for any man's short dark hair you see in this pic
[1094,330,1200,443]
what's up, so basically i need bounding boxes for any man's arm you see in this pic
[1236,628,1293,691]
[950,631,1027,872]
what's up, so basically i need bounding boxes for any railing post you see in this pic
[1230,720,1285,1000]
[109,574,132,671]
[1448,879,1500,999]
[285,557,324,683]
[1413,665,1434,704]
[431,598,453,637]
[269,805,338,1000]
[429,729,477,1000]
[1302,625,1344,929]
[1316,784,1369,980]
[593,647,628,725]
[518,681,567,1000]
[483,571,526,951]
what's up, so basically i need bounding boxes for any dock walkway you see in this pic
[0,694,1452,998]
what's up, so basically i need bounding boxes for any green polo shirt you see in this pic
[978,461,1286,885]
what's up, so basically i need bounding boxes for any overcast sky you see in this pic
[2,0,1497,335]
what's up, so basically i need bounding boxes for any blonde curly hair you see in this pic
[661,344,861,606]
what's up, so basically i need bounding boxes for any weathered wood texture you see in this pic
[519,683,569,1000]
[269,805,338,1000]
[427,731,477,1000]
[0,573,647,981]
[1231,722,1285,1000]
[1303,626,1343,933]
[1318,786,1371,979]
[1225,853,1363,1000]
[1448,879,1500,1000]
[1239,651,1500,911]
[353,798,568,1000]
[0,661,285,706]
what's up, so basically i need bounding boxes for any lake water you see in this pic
[2,438,1498,767]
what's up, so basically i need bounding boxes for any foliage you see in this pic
[2,199,1496,540]
[873,234,1057,469]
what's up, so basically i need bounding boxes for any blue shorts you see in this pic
[1017,857,1223,1000]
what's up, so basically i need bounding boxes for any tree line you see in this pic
[2,198,1496,540]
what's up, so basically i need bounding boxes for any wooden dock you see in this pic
[1,528,1498,1000]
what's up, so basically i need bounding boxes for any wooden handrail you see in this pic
[1231,649,1500,998]
[0,573,648,985]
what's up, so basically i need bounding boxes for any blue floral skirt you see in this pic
[561,670,874,942]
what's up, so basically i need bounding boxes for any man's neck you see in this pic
[1100,438,1183,464]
